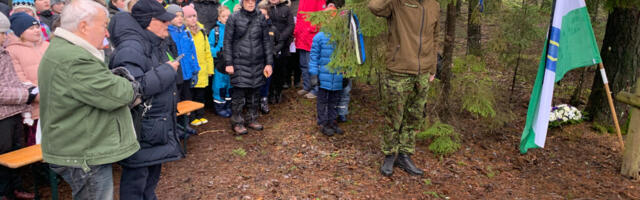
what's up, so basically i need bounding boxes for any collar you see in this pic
[53,28,105,62]
[143,29,163,45]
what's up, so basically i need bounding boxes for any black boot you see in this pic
[380,154,396,177]
[331,123,344,135]
[260,97,270,114]
[320,125,334,136]
[395,153,424,176]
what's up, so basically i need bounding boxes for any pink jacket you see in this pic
[293,0,326,51]
[6,33,49,119]
[0,46,32,120]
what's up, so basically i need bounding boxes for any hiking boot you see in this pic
[304,93,316,99]
[233,124,248,135]
[297,89,309,95]
[337,115,347,123]
[395,153,424,176]
[380,154,396,177]
[320,125,334,136]
[260,97,270,114]
[190,119,202,126]
[246,122,264,131]
[332,123,344,135]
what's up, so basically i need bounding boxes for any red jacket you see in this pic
[293,0,325,51]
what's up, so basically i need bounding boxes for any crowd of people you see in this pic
[0,0,440,198]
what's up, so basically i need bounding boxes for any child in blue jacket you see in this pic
[209,6,232,118]
[167,4,200,101]
[309,31,344,137]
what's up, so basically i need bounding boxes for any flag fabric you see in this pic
[519,0,602,154]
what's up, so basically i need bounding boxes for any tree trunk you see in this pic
[467,0,482,56]
[621,80,640,179]
[585,7,640,131]
[439,0,459,121]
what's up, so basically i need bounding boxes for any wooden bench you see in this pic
[176,100,205,153]
[0,144,59,200]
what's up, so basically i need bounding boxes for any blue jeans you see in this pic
[317,88,341,126]
[337,79,351,116]
[298,50,317,95]
[50,164,113,200]
[120,164,162,200]
[260,77,272,98]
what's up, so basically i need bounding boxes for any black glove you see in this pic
[310,75,318,88]
[111,67,142,108]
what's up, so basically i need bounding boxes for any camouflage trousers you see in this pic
[381,71,431,155]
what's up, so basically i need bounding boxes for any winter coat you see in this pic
[293,0,325,51]
[169,25,200,82]
[189,23,214,88]
[0,46,32,120]
[193,0,220,34]
[39,28,140,171]
[6,33,49,119]
[267,0,294,55]
[308,32,343,91]
[108,12,184,168]
[223,9,273,88]
[209,21,226,73]
[368,0,440,75]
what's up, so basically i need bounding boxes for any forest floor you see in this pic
[37,83,640,199]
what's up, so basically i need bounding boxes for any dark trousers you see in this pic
[286,53,301,86]
[191,88,208,119]
[260,77,271,98]
[0,115,24,197]
[270,55,288,97]
[120,164,162,200]
[231,87,260,126]
[176,79,193,101]
[316,88,341,126]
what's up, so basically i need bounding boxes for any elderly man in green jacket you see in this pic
[369,0,440,177]
[38,0,141,198]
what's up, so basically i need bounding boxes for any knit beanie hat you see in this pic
[182,4,195,17]
[165,4,182,15]
[0,13,9,33]
[11,0,37,15]
[9,12,38,37]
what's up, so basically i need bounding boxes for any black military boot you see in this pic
[380,154,396,177]
[395,153,424,176]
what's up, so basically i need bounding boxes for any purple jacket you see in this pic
[0,46,32,120]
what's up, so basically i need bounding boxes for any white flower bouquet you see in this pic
[549,104,583,127]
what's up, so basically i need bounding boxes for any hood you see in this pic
[108,12,145,48]
[6,32,44,48]
[168,24,186,33]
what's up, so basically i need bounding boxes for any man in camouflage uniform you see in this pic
[369,0,440,176]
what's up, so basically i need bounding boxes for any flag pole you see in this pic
[598,62,625,150]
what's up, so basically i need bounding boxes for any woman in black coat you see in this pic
[223,0,273,135]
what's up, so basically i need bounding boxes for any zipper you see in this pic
[418,2,425,74]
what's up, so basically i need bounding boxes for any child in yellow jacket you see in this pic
[184,5,213,126]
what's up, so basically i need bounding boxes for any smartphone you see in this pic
[175,54,185,62]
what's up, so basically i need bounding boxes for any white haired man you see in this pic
[38,0,141,199]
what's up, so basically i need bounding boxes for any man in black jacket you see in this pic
[224,0,273,135]
[265,0,294,104]
[108,0,184,198]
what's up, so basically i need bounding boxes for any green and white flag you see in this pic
[519,0,602,154]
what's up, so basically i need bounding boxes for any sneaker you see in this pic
[190,119,202,126]
[199,118,208,124]
[304,93,316,99]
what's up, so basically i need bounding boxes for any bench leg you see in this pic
[32,165,40,200]
[48,168,58,200]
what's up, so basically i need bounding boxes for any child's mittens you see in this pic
[22,112,34,126]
